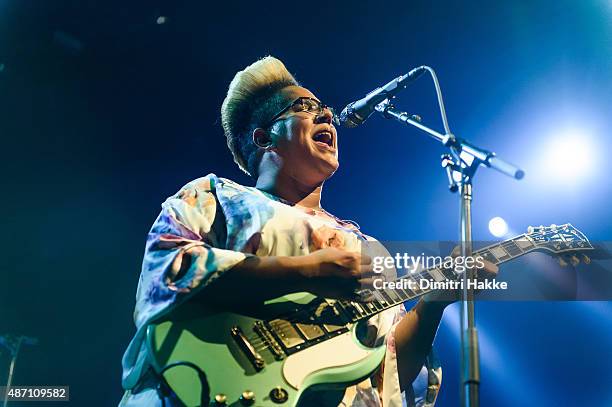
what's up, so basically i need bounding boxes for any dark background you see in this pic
[1,0,611,406]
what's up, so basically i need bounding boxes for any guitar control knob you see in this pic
[213,393,227,406]
[269,386,289,403]
[240,390,255,405]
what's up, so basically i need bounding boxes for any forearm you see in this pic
[197,255,310,306]
[394,299,446,391]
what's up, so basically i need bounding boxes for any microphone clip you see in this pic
[375,99,422,124]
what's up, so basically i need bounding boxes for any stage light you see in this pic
[488,217,508,238]
[543,132,595,182]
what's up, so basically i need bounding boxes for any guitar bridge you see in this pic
[230,326,265,371]
[254,321,285,360]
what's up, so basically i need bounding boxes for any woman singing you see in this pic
[119,56,497,406]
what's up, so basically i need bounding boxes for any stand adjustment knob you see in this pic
[269,386,288,403]
[213,393,227,405]
[240,390,255,405]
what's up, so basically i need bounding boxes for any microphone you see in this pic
[339,66,426,128]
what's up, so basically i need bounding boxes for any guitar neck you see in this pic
[337,234,537,323]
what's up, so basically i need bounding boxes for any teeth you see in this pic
[313,131,333,146]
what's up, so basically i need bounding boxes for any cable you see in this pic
[420,66,477,175]
[422,66,452,136]
[157,361,210,407]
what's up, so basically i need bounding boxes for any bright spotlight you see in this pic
[544,133,595,181]
[489,217,508,238]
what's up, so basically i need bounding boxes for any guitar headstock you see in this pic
[525,223,593,264]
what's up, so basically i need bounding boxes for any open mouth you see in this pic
[312,130,334,149]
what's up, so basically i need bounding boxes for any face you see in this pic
[260,86,339,186]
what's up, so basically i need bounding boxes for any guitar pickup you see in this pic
[295,323,325,340]
[268,319,305,349]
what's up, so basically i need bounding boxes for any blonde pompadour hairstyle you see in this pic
[221,56,299,177]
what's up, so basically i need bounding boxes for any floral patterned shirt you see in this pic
[119,174,441,406]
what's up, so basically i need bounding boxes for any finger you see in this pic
[335,276,360,294]
[481,260,499,275]
[356,263,377,277]
[357,277,377,290]
[359,252,372,265]
[451,245,461,257]
[350,287,376,302]
[337,252,362,269]
[476,261,498,279]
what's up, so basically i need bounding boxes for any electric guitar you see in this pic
[146,224,592,406]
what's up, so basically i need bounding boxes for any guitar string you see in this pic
[247,236,589,355]
[270,268,439,327]
[258,238,532,329]
[261,243,525,330]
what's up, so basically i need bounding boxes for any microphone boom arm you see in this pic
[375,99,524,180]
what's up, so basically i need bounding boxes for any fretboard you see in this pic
[335,235,537,323]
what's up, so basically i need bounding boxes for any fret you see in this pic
[350,301,364,321]
[426,268,446,282]
[383,290,401,305]
[403,286,420,301]
[380,289,398,305]
[396,288,414,301]
[342,231,558,323]
[396,280,416,299]
[406,274,424,295]
[351,301,367,318]
[439,266,457,280]
[501,240,523,257]
[372,290,390,307]
[489,245,511,262]
[416,270,436,296]
[337,301,361,320]
[416,269,433,282]
[364,301,378,313]
[371,298,384,311]
[384,288,402,304]
[514,236,534,251]
[477,249,499,265]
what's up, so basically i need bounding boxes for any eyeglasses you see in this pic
[263,97,340,128]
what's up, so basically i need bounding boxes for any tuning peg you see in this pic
[558,257,568,267]
[581,254,591,264]
[570,256,580,266]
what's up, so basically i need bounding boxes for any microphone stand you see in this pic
[373,67,524,407]
[1,335,37,407]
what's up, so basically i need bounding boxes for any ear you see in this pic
[252,128,273,149]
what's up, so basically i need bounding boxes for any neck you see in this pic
[256,169,324,209]
[338,233,538,323]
